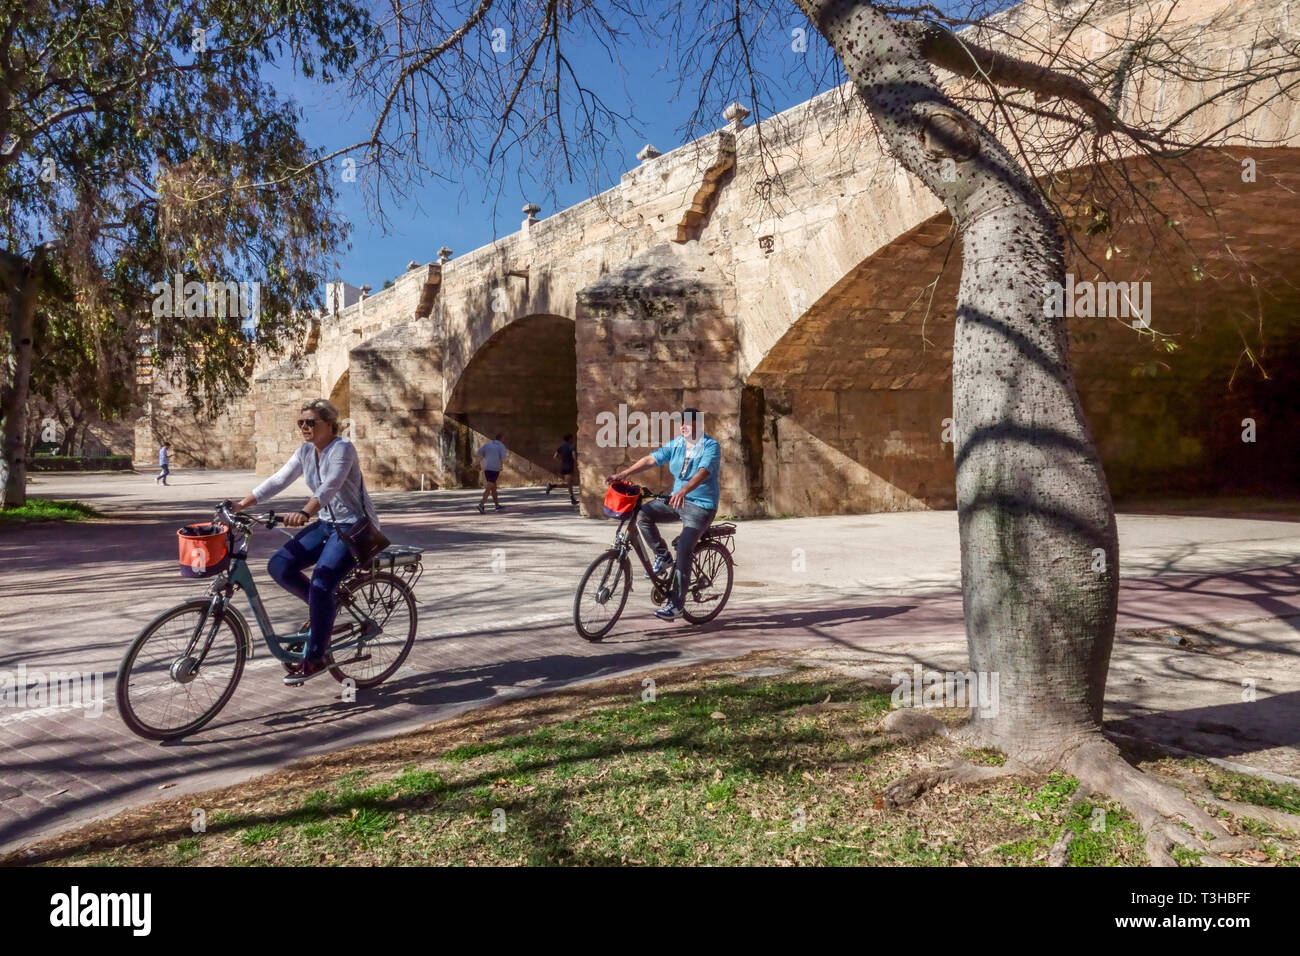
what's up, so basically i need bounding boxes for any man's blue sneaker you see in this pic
[647,553,672,578]
[654,601,682,621]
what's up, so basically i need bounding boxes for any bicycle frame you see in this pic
[182,529,376,668]
[609,496,675,592]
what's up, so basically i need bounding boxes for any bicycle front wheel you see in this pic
[681,541,734,625]
[574,550,631,641]
[327,571,417,687]
[116,599,247,740]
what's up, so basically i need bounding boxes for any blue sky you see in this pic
[273,11,842,290]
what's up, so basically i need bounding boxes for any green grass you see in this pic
[30,670,1300,868]
[0,497,98,524]
[1207,773,1300,814]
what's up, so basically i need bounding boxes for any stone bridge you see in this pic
[143,0,1300,516]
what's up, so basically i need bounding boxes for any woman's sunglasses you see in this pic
[297,418,320,429]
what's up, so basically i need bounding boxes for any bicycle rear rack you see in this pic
[366,545,425,593]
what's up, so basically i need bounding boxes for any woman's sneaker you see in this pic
[284,657,330,686]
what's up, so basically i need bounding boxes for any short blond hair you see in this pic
[301,398,341,435]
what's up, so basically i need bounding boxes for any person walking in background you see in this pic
[155,442,171,485]
[476,432,508,514]
[546,433,578,505]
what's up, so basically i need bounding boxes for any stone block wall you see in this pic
[134,376,257,470]
[348,319,446,490]
[315,265,439,395]
[251,355,320,477]
[752,385,956,515]
[576,242,743,517]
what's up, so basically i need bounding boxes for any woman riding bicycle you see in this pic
[607,406,721,620]
[234,398,380,685]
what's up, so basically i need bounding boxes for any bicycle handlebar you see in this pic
[617,484,671,502]
[215,501,314,531]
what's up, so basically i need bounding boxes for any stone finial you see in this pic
[723,102,751,130]
[637,144,662,162]
[523,203,541,224]
[406,259,421,271]
[359,284,372,297]
[437,247,453,263]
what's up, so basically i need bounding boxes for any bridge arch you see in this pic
[743,146,1300,516]
[442,312,578,486]
[328,369,350,423]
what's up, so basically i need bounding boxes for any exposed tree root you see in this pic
[879,708,949,742]
[881,758,1015,808]
[1063,737,1264,866]
[877,714,1300,865]
[1163,768,1300,835]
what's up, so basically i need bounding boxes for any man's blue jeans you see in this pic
[637,500,716,607]
[267,521,356,662]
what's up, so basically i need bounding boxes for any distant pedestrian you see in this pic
[545,434,578,505]
[155,442,171,485]
[476,433,508,514]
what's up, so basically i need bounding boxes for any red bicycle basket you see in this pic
[178,522,230,578]
[603,481,640,518]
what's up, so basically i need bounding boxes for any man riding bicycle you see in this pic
[606,407,720,620]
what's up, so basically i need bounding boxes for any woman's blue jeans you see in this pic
[267,521,356,662]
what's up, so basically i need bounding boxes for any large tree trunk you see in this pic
[795,0,1119,764]
[1,253,44,509]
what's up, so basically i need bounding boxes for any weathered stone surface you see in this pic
[135,0,1300,517]
[577,242,741,514]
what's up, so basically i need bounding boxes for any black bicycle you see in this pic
[573,484,735,641]
[117,501,423,740]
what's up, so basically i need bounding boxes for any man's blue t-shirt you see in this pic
[651,434,721,510]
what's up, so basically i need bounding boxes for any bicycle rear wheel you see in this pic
[574,550,631,641]
[116,599,247,740]
[681,541,734,625]
[327,571,417,687]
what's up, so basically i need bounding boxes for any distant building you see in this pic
[326,281,364,317]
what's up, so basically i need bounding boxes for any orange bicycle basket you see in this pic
[178,522,230,578]
[603,481,641,518]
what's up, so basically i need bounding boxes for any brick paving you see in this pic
[2,470,1299,852]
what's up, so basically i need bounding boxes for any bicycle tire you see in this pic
[681,541,734,625]
[116,598,248,740]
[327,571,417,687]
[574,550,631,641]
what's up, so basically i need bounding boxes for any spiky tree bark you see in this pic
[791,0,1118,760]
[789,0,1284,863]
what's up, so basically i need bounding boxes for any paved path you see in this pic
[2,470,1299,852]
